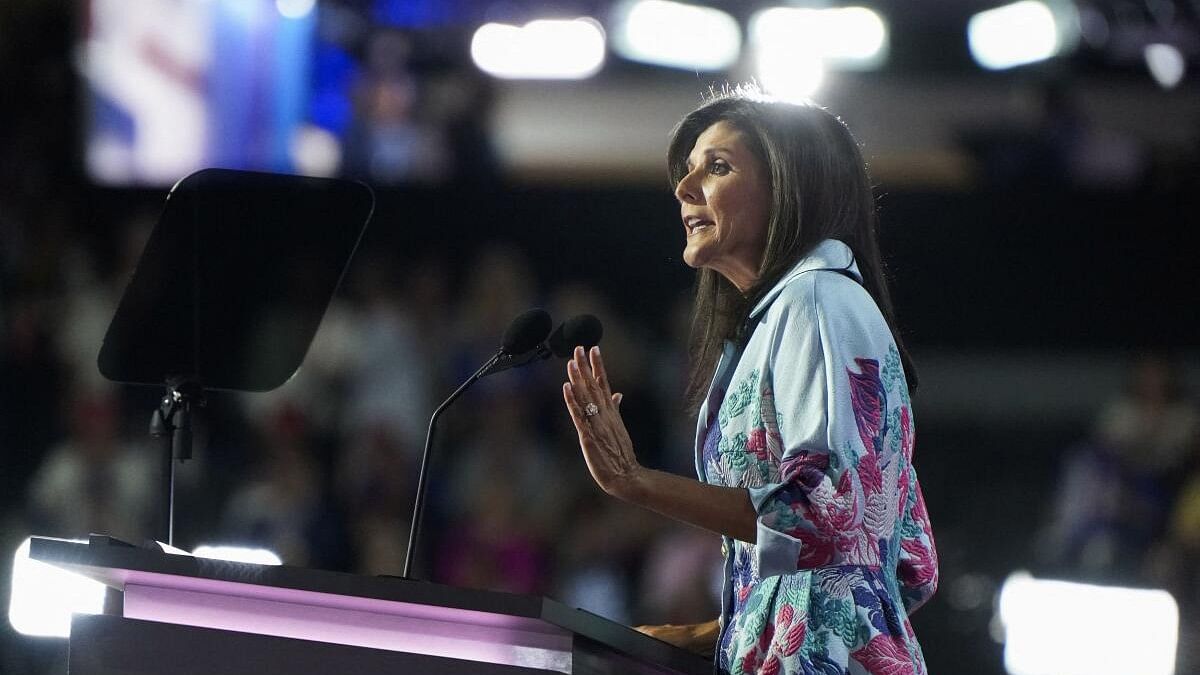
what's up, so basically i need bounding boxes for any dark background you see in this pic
[2,1,1199,673]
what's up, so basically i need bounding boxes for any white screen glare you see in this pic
[998,571,1178,675]
[8,538,107,638]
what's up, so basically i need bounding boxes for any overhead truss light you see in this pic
[968,0,1080,70]
[749,6,889,102]
[471,18,606,80]
[750,6,889,69]
[611,0,741,71]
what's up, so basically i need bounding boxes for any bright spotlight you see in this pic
[755,44,825,104]
[968,0,1079,70]
[749,6,889,101]
[750,9,821,102]
[1144,43,1186,90]
[291,124,343,177]
[611,0,741,71]
[471,18,606,80]
[8,538,106,638]
[192,545,283,565]
[750,6,889,70]
[998,572,1178,675]
[812,7,888,66]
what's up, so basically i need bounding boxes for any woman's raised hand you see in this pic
[562,346,643,500]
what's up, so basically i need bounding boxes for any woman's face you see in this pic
[674,120,772,292]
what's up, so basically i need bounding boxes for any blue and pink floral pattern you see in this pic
[696,239,937,675]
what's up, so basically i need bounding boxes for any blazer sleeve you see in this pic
[744,273,936,602]
[896,461,939,613]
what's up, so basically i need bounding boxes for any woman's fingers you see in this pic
[563,346,641,498]
[570,346,603,407]
[566,351,591,400]
[588,346,613,400]
[562,382,592,440]
[570,345,613,406]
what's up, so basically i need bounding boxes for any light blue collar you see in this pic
[748,239,861,320]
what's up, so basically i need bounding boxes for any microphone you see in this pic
[483,313,604,376]
[501,307,554,356]
[548,314,603,357]
[402,308,551,579]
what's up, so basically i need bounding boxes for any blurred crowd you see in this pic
[0,6,714,672]
[0,221,722,620]
[1038,352,1200,666]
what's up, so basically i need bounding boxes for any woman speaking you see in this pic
[561,90,939,674]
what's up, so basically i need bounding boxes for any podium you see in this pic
[28,536,712,675]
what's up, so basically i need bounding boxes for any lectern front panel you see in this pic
[70,614,555,675]
[124,583,575,672]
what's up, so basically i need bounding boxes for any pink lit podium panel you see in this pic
[30,536,712,675]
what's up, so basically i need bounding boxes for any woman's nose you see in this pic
[674,171,701,204]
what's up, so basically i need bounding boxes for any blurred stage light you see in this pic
[968,0,1079,70]
[750,6,888,101]
[471,18,606,79]
[751,7,889,69]
[611,0,740,71]
[754,44,824,103]
[1144,43,1186,89]
[276,0,316,20]
[8,538,106,638]
[192,545,283,565]
[290,124,343,177]
[998,571,1178,675]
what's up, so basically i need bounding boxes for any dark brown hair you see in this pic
[668,89,918,410]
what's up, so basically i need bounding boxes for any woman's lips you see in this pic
[686,219,714,236]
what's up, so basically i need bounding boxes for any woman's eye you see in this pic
[708,160,730,176]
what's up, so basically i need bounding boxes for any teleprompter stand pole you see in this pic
[149,377,204,547]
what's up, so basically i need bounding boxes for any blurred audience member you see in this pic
[434,392,567,592]
[436,480,547,595]
[961,82,1148,190]
[336,423,415,575]
[424,69,499,185]
[56,244,116,391]
[27,386,156,543]
[449,244,539,386]
[341,256,432,450]
[637,525,722,625]
[1,295,67,502]
[1095,353,1198,479]
[1043,352,1198,578]
[343,30,449,184]
[221,402,350,569]
[553,499,662,624]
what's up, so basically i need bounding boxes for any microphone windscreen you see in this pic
[548,314,603,358]
[501,308,553,355]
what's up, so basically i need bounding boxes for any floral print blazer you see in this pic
[695,239,938,674]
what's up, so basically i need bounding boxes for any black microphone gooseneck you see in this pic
[401,307,552,580]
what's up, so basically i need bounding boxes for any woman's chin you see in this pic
[681,244,708,270]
